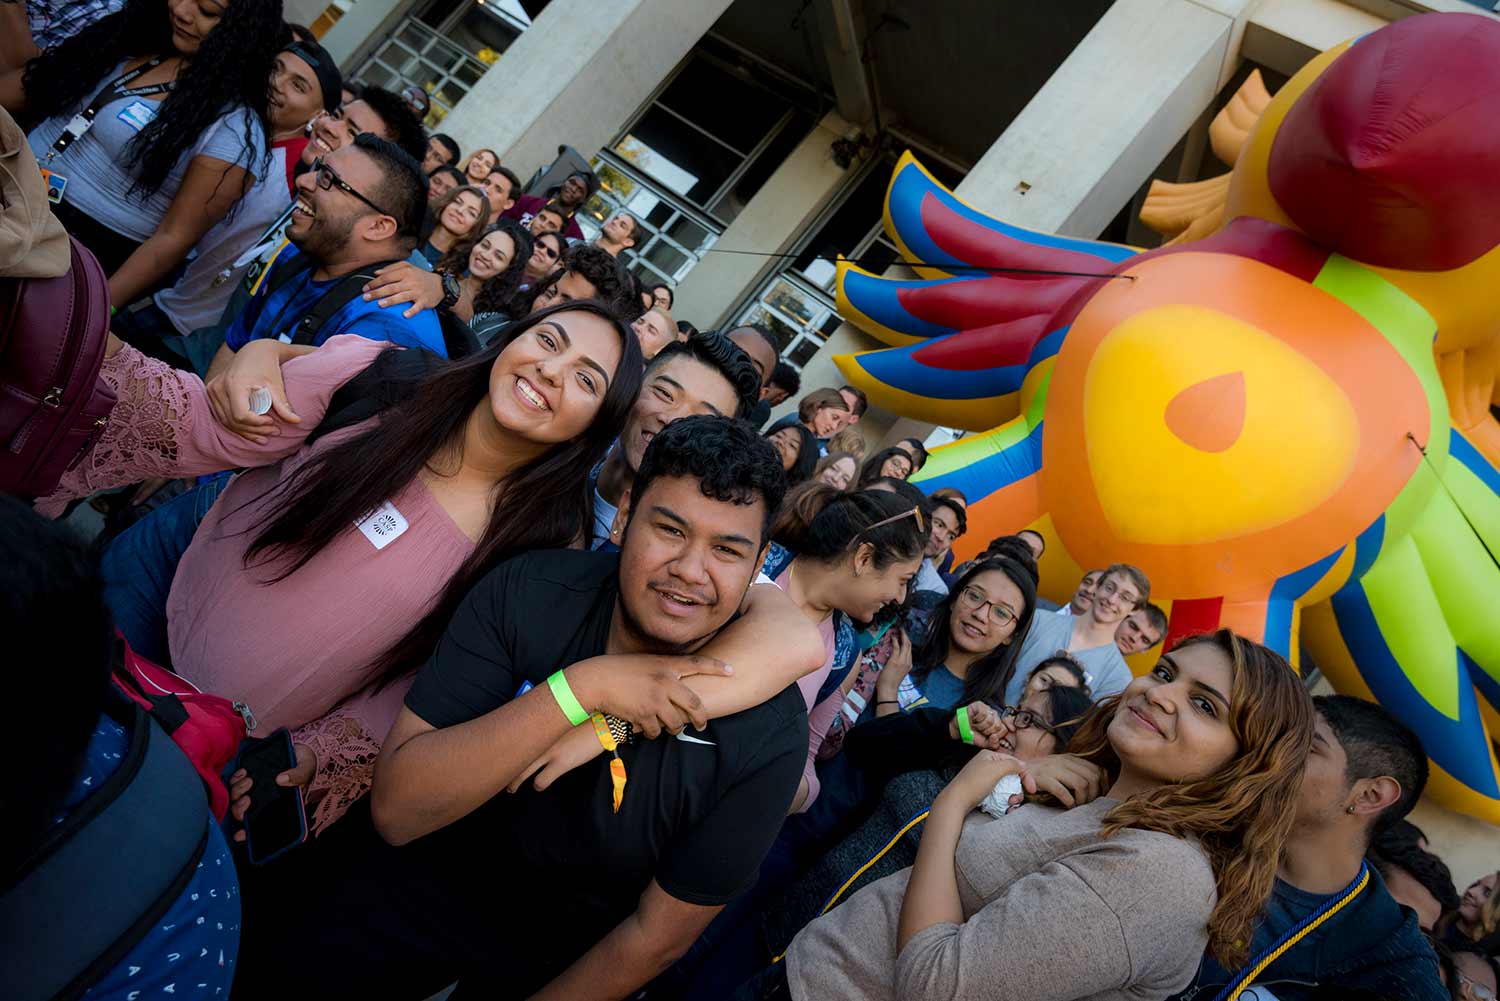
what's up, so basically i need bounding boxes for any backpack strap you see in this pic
[288,258,406,346]
[0,692,210,1001]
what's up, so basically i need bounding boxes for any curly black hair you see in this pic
[562,243,642,323]
[628,414,787,546]
[355,85,428,162]
[24,0,282,199]
[646,330,760,420]
[471,218,535,317]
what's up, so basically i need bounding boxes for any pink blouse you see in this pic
[771,565,841,813]
[40,336,475,830]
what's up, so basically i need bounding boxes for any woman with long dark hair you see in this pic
[418,183,489,264]
[856,446,915,488]
[359,217,534,329]
[767,422,820,484]
[873,556,1037,717]
[15,0,282,306]
[38,302,643,830]
[762,629,1316,1001]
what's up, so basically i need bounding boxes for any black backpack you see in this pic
[0,691,211,1001]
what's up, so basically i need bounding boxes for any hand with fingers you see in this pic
[508,723,605,794]
[227,743,317,843]
[205,338,301,443]
[1018,753,1108,809]
[948,701,1008,748]
[933,749,1026,816]
[568,653,733,740]
[362,262,444,318]
[874,628,913,714]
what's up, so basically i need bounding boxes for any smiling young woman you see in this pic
[37,302,645,833]
[872,556,1039,718]
[766,628,1315,1001]
[13,0,283,305]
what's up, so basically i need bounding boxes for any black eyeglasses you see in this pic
[998,705,1058,735]
[311,157,394,219]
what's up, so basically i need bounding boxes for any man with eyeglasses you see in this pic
[203,135,444,394]
[1003,563,1151,706]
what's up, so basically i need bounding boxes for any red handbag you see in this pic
[111,634,251,820]
[0,235,116,497]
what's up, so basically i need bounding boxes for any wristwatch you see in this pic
[438,272,461,312]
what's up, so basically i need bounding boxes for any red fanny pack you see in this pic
[111,634,250,819]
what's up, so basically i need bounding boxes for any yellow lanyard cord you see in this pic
[590,712,627,813]
[770,808,931,965]
[1221,861,1371,1001]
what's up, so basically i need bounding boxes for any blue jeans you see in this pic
[101,472,233,665]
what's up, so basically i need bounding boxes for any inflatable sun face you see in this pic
[834,13,1500,822]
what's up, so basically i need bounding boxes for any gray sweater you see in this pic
[785,797,1217,1001]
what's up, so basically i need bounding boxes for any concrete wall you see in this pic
[777,0,1254,434]
[437,0,735,179]
[671,111,861,332]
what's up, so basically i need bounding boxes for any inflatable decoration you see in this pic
[833,13,1500,822]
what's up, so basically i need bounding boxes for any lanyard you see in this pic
[1213,861,1370,1001]
[43,57,174,163]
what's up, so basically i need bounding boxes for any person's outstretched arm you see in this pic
[508,582,826,792]
[35,334,389,515]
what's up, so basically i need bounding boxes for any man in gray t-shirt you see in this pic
[1005,564,1151,705]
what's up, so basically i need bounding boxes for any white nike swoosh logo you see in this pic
[674,732,715,746]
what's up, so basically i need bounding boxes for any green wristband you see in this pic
[547,670,589,726]
[956,705,975,745]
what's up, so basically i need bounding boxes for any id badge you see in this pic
[353,500,409,550]
[116,99,157,133]
[38,167,68,205]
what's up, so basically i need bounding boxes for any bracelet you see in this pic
[602,713,633,746]
[955,705,975,745]
[591,712,628,813]
[875,699,900,706]
[546,670,589,726]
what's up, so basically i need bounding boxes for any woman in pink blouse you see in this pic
[43,303,825,834]
[41,304,647,831]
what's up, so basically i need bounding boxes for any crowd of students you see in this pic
[3,2,1498,1000]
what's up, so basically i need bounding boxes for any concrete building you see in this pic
[310,0,1499,876]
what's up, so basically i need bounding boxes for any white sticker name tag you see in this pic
[116,100,157,133]
[354,500,408,550]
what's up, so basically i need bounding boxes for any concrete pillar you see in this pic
[671,112,861,332]
[778,0,1257,433]
[1243,0,1387,78]
[438,0,735,179]
[320,0,411,68]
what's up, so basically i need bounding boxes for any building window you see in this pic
[353,0,531,126]
[606,40,818,226]
[574,152,721,288]
[733,151,965,368]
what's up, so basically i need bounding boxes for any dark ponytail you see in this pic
[799,487,929,570]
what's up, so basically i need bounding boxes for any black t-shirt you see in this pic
[396,550,807,986]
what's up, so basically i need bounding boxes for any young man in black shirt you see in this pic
[233,416,821,1001]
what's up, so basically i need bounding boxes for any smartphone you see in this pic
[238,728,308,866]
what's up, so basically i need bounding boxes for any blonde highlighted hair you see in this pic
[1047,628,1314,967]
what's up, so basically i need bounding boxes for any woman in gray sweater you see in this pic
[765,628,1315,1001]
